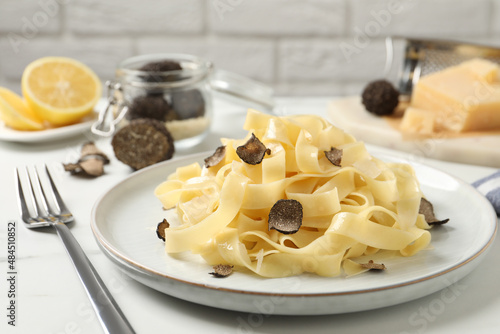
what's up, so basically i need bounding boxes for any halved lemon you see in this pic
[22,57,102,126]
[0,87,44,131]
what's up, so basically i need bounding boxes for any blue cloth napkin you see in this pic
[473,171,500,216]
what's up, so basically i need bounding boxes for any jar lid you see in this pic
[211,69,275,112]
[116,53,212,89]
[92,54,276,137]
[116,53,275,112]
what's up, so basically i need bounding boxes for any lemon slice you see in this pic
[22,57,102,126]
[0,87,44,131]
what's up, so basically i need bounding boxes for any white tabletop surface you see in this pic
[1,97,499,334]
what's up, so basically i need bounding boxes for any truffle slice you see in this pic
[361,79,400,116]
[77,159,105,177]
[209,264,234,278]
[63,142,109,177]
[112,118,175,170]
[360,260,386,271]
[156,218,170,241]
[127,95,178,122]
[268,199,303,234]
[204,146,226,168]
[419,198,450,226]
[236,133,269,165]
[171,89,206,119]
[80,141,110,163]
[325,147,343,167]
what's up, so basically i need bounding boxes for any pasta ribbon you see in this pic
[155,109,431,277]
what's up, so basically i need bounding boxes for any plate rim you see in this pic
[0,118,95,142]
[90,150,498,298]
[0,100,104,143]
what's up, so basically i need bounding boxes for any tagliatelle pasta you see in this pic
[154,109,432,278]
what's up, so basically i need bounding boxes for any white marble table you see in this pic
[1,98,499,334]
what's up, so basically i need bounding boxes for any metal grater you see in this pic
[390,37,500,96]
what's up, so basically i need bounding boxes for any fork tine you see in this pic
[44,164,74,222]
[32,166,51,217]
[15,168,31,224]
[25,166,47,219]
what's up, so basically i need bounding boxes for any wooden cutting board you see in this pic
[327,96,500,168]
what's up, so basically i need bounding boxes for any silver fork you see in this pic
[16,165,135,334]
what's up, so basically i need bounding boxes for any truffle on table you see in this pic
[63,141,110,177]
[112,118,175,170]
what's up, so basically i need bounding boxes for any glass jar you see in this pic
[92,53,275,149]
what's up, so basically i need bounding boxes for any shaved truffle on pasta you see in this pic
[154,109,433,278]
[204,146,226,168]
[268,199,303,234]
[325,147,343,167]
[236,133,269,165]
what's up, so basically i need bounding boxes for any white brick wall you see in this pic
[350,0,490,38]
[279,38,388,81]
[0,37,133,82]
[68,0,205,35]
[0,0,498,97]
[209,0,346,36]
[138,37,275,83]
[493,0,500,34]
[0,0,60,34]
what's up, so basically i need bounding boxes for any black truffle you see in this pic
[138,60,183,95]
[156,218,170,241]
[325,147,343,167]
[268,199,303,234]
[360,260,386,271]
[236,133,269,165]
[361,80,399,116]
[63,142,109,177]
[419,198,450,226]
[209,264,234,278]
[112,118,175,170]
[127,95,178,122]
[171,89,205,119]
[204,146,226,168]
[139,60,182,72]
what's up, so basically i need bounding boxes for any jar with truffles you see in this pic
[92,53,275,150]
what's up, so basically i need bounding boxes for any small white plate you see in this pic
[327,96,500,168]
[0,117,95,143]
[0,99,105,143]
[91,151,497,315]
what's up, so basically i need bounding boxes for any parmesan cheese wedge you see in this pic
[400,107,437,135]
[405,58,500,133]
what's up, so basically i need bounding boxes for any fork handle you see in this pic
[52,222,136,334]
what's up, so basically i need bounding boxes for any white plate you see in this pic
[327,96,500,168]
[91,151,497,315]
[0,117,95,143]
[0,99,105,143]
